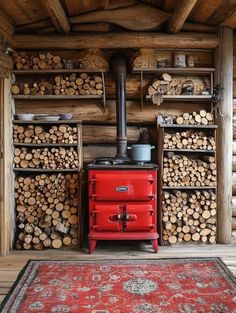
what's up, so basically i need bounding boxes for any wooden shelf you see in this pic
[14,168,79,173]
[163,149,216,153]
[163,186,216,190]
[146,95,212,101]
[12,69,108,75]
[13,95,103,100]
[159,124,217,129]
[13,143,77,147]
[13,120,81,125]
[133,67,215,75]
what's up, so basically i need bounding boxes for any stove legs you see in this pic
[151,239,158,253]
[89,239,97,254]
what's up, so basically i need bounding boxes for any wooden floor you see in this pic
[1,239,236,305]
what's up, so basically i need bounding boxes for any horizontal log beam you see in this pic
[15,99,209,124]
[12,32,220,50]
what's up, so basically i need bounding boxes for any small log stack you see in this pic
[14,147,79,169]
[162,190,217,244]
[11,73,104,96]
[13,52,63,70]
[53,73,103,96]
[13,124,77,144]
[174,110,213,125]
[148,73,194,105]
[15,173,79,250]
[163,130,216,150]
[163,153,217,187]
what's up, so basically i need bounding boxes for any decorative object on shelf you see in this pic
[73,60,83,69]
[79,48,109,71]
[59,113,73,120]
[13,52,64,70]
[173,52,186,68]
[157,59,167,68]
[187,55,195,68]
[133,48,157,69]
[14,113,35,121]
[62,59,73,69]
[15,173,79,250]
[162,115,174,125]
[181,79,194,95]
[34,115,60,121]
[175,110,214,125]
[13,124,77,144]
[14,147,79,169]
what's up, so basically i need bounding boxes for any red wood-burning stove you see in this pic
[88,165,158,253]
[87,53,159,253]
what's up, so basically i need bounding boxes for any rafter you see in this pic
[221,10,236,28]
[0,6,14,39]
[167,0,198,33]
[42,0,70,33]
[190,0,223,23]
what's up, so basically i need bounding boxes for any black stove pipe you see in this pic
[111,53,128,160]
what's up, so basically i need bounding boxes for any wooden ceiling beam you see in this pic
[12,32,220,50]
[167,0,198,33]
[42,0,70,33]
[0,7,14,39]
[221,10,236,28]
[190,0,223,23]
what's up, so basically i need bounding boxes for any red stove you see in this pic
[88,162,159,253]
[87,53,159,253]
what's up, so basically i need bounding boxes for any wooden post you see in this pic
[0,77,14,256]
[216,27,233,244]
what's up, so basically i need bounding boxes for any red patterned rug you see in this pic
[1,258,235,313]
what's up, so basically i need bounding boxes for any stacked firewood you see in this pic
[162,190,217,244]
[13,125,77,144]
[13,52,63,70]
[14,147,79,169]
[11,73,104,96]
[163,131,216,150]
[148,73,184,105]
[15,173,79,250]
[174,110,213,125]
[53,73,103,96]
[163,154,217,187]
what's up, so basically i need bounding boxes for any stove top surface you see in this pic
[87,157,158,170]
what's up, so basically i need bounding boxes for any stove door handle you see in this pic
[148,194,155,200]
[125,213,137,221]
[109,214,122,221]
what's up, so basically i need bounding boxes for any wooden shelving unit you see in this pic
[12,69,107,107]
[133,67,215,108]
[157,123,217,246]
[13,120,83,249]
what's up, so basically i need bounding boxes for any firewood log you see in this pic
[14,173,79,250]
[162,190,217,244]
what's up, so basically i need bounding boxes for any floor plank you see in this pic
[0,241,236,305]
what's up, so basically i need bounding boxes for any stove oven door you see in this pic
[125,204,155,232]
[90,171,155,201]
[91,204,123,231]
